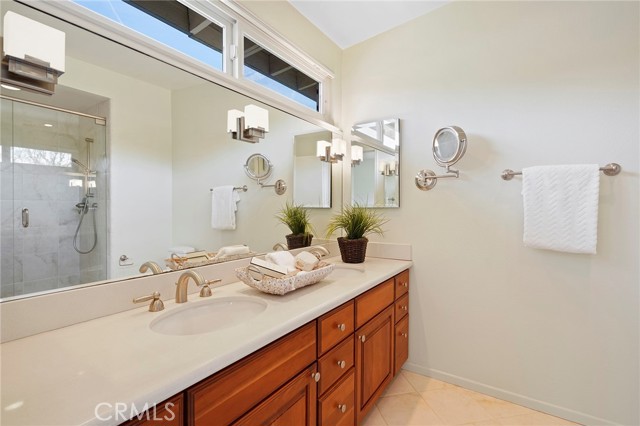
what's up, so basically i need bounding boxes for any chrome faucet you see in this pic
[272,242,287,251]
[139,261,163,275]
[175,270,206,303]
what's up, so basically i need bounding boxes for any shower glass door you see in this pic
[0,98,108,298]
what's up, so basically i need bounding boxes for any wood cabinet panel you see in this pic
[233,364,317,426]
[318,335,354,395]
[122,394,183,426]
[355,279,394,329]
[318,369,355,426]
[395,315,409,375]
[355,306,394,423]
[318,301,354,356]
[395,270,409,299]
[395,293,409,324]
[188,322,316,426]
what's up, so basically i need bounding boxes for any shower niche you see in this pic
[0,95,109,298]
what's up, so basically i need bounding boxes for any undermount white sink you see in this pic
[150,297,268,336]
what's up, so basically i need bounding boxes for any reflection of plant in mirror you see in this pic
[326,203,387,240]
[276,202,315,249]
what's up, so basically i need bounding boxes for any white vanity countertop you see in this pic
[0,257,411,426]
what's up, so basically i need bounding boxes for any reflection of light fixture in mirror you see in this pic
[415,126,468,191]
[317,138,345,163]
[351,145,363,167]
[1,83,21,91]
[379,161,397,176]
[227,104,269,143]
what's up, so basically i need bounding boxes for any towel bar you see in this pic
[501,163,621,181]
[209,185,248,192]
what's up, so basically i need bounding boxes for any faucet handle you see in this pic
[133,291,164,312]
[200,279,221,298]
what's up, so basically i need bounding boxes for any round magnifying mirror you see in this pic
[433,126,467,167]
[244,153,273,181]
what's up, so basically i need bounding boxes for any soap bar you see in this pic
[295,251,319,272]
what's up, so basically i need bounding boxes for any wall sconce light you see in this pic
[317,138,346,163]
[351,145,363,167]
[379,161,398,176]
[227,104,269,143]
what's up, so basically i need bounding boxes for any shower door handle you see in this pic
[21,208,29,228]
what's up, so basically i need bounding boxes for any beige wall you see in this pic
[341,2,638,425]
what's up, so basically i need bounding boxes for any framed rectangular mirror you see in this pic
[351,118,400,208]
[293,131,332,208]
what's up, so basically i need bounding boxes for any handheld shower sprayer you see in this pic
[71,158,95,175]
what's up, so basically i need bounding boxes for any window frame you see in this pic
[19,0,338,131]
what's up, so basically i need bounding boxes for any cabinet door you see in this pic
[233,364,317,426]
[395,315,409,375]
[355,305,394,423]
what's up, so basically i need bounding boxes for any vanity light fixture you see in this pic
[1,83,20,91]
[227,104,269,143]
[379,161,398,176]
[317,138,345,163]
[351,145,363,167]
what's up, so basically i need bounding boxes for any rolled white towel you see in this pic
[295,251,319,272]
[214,245,250,259]
[265,251,296,270]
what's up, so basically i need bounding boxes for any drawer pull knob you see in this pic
[360,335,366,343]
[402,282,408,288]
[402,306,408,311]
[402,332,408,338]
[337,360,346,369]
[312,372,321,382]
[337,323,346,332]
[338,404,347,413]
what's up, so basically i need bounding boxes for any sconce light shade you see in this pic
[228,104,269,143]
[245,104,269,132]
[331,138,346,157]
[317,140,331,158]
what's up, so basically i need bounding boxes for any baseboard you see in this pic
[403,363,620,426]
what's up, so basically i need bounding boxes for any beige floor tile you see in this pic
[462,388,537,419]
[420,386,492,425]
[497,412,579,426]
[382,373,417,397]
[401,370,449,393]
[361,405,388,426]
[377,393,444,426]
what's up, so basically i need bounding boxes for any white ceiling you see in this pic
[288,0,449,49]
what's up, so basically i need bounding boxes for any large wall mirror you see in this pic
[351,118,400,208]
[293,131,332,208]
[0,1,342,300]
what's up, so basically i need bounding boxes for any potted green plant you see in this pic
[275,202,314,249]
[326,204,387,263]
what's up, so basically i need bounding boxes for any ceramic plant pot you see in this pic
[337,237,368,263]
[286,233,313,249]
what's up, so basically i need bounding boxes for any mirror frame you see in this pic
[244,153,273,182]
[433,126,467,167]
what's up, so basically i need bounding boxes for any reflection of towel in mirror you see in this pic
[211,186,240,230]
[265,251,296,271]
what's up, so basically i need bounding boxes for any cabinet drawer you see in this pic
[395,270,409,299]
[318,368,355,426]
[395,315,409,375]
[318,335,354,395]
[318,301,354,356]
[355,279,394,329]
[395,294,409,324]
[188,322,317,426]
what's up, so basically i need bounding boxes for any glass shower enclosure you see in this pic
[1,97,108,298]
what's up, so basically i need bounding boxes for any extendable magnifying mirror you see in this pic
[244,153,287,195]
[415,126,468,191]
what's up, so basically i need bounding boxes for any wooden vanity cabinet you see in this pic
[122,394,184,426]
[121,269,410,426]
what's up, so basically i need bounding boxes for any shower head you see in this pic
[71,158,95,174]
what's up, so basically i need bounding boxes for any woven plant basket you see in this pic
[337,237,368,263]
[286,233,313,249]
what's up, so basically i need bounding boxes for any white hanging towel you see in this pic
[522,164,600,254]
[211,186,240,230]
